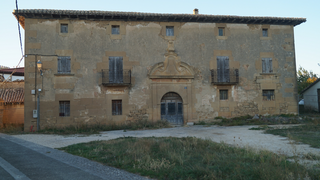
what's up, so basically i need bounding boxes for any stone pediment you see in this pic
[148,41,195,79]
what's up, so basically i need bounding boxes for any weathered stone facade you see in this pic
[14,9,306,130]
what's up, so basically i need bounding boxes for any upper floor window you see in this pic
[109,56,123,83]
[59,101,70,116]
[112,25,120,35]
[217,56,229,82]
[262,58,273,73]
[263,90,275,101]
[220,90,228,100]
[166,26,174,36]
[218,27,225,36]
[58,56,71,74]
[61,24,68,33]
[262,29,268,37]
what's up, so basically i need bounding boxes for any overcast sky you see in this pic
[1,0,319,75]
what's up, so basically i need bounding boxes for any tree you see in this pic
[297,66,318,94]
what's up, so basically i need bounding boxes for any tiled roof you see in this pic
[0,88,24,103]
[13,9,306,29]
[0,68,24,76]
[300,78,320,94]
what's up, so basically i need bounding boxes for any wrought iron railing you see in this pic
[211,68,239,85]
[102,69,131,86]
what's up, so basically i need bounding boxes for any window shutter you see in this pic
[109,57,115,83]
[66,57,71,73]
[262,58,266,73]
[118,57,123,83]
[217,57,222,82]
[65,102,70,116]
[58,57,62,73]
[224,57,230,82]
[268,59,273,73]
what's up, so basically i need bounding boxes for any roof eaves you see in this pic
[300,78,320,94]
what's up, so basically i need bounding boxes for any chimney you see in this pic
[193,8,199,15]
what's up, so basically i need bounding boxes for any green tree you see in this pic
[297,66,318,94]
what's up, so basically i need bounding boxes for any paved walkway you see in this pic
[0,133,147,180]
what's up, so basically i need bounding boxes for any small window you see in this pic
[111,25,120,35]
[59,101,70,117]
[112,100,122,115]
[218,27,224,36]
[262,29,268,37]
[58,56,71,74]
[166,26,174,36]
[220,90,228,100]
[262,58,273,73]
[61,24,68,33]
[263,90,275,101]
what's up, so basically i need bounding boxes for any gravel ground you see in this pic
[12,125,320,159]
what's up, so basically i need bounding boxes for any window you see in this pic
[58,56,71,74]
[112,100,122,115]
[61,24,68,33]
[59,101,70,116]
[177,103,183,115]
[217,56,230,82]
[220,90,228,100]
[263,90,275,101]
[218,27,224,36]
[262,58,273,73]
[166,26,174,36]
[111,25,120,35]
[109,56,123,83]
[262,29,268,37]
[167,102,176,115]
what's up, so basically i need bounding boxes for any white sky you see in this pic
[1,0,319,75]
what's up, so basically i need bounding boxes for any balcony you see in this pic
[211,68,239,85]
[102,69,131,86]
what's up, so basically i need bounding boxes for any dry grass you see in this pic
[59,137,320,180]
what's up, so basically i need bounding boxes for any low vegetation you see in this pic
[0,119,170,135]
[0,123,24,134]
[59,137,320,180]
[195,114,303,126]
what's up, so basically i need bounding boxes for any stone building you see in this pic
[13,9,306,130]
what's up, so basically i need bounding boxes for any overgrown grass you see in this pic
[195,114,302,126]
[59,137,320,180]
[265,120,320,148]
[0,119,170,135]
[0,124,24,134]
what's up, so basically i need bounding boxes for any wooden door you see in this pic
[161,92,183,125]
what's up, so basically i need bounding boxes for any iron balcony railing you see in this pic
[211,68,239,85]
[102,69,131,86]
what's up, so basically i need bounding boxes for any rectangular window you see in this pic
[112,25,120,35]
[167,102,176,115]
[218,28,224,36]
[262,29,268,37]
[59,101,70,117]
[166,26,174,36]
[217,56,230,82]
[58,56,71,74]
[112,100,122,115]
[263,90,275,101]
[220,90,228,100]
[262,58,273,73]
[109,56,123,83]
[61,24,68,33]
[178,103,183,115]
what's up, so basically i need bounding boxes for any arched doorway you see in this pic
[161,92,183,125]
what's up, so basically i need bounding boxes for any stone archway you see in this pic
[161,92,183,125]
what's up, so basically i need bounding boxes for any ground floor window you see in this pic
[263,90,275,101]
[112,100,122,115]
[220,90,228,100]
[59,101,70,116]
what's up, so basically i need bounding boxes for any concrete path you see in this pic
[0,133,147,180]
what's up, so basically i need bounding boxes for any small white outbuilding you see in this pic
[300,79,320,112]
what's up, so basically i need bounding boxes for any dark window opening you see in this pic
[262,58,273,73]
[167,102,176,115]
[263,90,275,101]
[61,24,68,33]
[262,29,268,37]
[220,90,228,100]
[161,103,166,115]
[58,56,71,74]
[112,25,120,34]
[166,26,174,36]
[112,100,122,115]
[177,103,183,114]
[218,28,224,36]
[59,101,70,116]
